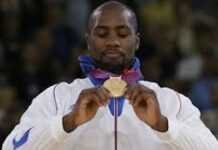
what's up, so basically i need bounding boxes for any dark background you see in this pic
[1,0,218,147]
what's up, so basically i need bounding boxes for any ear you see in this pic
[135,33,140,51]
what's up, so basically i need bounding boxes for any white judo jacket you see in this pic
[2,78,218,150]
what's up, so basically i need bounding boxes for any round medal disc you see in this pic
[103,77,127,97]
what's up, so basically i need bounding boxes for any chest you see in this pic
[62,102,171,150]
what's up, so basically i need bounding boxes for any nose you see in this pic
[105,33,121,48]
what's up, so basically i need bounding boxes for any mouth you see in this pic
[103,49,123,58]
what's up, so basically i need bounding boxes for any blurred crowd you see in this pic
[0,0,218,146]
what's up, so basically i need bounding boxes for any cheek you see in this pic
[121,39,137,55]
[91,38,105,50]
[89,38,105,59]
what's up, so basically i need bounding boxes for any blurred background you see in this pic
[0,0,218,146]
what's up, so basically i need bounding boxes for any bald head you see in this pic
[85,1,140,74]
[87,1,138,33]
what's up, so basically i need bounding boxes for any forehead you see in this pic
[92,9,133,29]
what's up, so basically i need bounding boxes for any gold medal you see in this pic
[103,77,127,97]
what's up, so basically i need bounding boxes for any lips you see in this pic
[103,49,123,58]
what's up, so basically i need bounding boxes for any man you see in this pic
[2,1,218,150]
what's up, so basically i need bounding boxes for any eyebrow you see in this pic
[116,25,131,30]
[94,25,108,30]
[94,25,131,30]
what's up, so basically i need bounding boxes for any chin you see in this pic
[105,60,123,66]
[103,56,124,65]
[105,61,124,68]
[94,60,123,74]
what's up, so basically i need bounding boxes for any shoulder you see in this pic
[138,80,190,98]
[40,77,92,99]
[34,82,72,101]
[69,77,93,89]
[138,80,175,95]
[52,77,93,104]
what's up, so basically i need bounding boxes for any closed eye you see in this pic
[94,27,108,38]
[117,27,131,38]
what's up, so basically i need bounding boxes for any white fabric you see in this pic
[2,78,218,150]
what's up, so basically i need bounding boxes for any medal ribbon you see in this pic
[79,55,144,150]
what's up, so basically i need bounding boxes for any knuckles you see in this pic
[128,84,156,96]
[80,87,103,94]
[80,88,98,96]
[78,87,109,103]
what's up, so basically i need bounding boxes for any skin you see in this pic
[87,3,139,74]
[63,1,168,133]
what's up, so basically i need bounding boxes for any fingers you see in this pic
[78,89,99,108]
[133,93,147,107]
[96,86,110,106]
[124,84,164,129]
[79,86,111,107]
[124,84,157,105]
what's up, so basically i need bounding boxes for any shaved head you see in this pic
[86,1,140,74]
[87,1,138,33]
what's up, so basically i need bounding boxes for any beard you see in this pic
[93,56,133,74]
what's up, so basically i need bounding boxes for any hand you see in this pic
[125,84,168,132]
[63,86,110,132]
